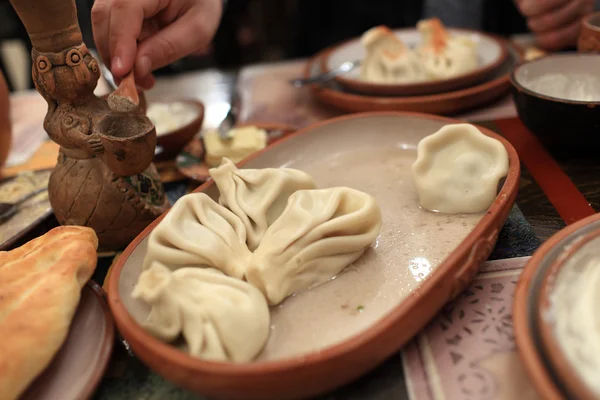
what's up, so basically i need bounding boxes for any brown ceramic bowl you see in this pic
[578,11,600,52]
[107,112,519,400]
[151,100,204,161]
[511,53,600,155]
[323,28,509,96]
[513,213,600,400]
[308,38,522,115]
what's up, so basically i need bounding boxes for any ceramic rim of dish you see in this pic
[513,213,600,400]
[322,28,510,96]
[174,121,297,181]
[306,38,522,114]
[26,280,115,399]
[581,11,600,32]
[510,53,600,105]
[76,280,115,399]
[107,111,520,388]
[536,224,600,400]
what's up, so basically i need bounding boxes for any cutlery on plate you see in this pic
[0,188,47,224]
[289,60,361,87]
[217,76,241,140]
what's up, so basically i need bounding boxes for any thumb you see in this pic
[134,11,217,77]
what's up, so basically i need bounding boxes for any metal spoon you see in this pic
[289,60,361,87]
[217,86,241,141]
[0,188,47,224]
[90,49,118,90]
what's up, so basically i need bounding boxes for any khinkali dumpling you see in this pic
[143,192,251,279]
[416,18,478,80]
[411,123,509,214]
[132,262,270,362]
[360,25,426,84]
[246,187,383,305]
[209,158,317,251]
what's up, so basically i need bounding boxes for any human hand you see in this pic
[515,0,594,50]
[92,0,222,89]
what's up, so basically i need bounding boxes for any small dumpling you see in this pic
[416,18,478,80]
[209,158,317,251]
[132,262,270,362]
[246,187,382,305]
[411,123,509,214]
[143,192,251,279]
[360,25,426,84]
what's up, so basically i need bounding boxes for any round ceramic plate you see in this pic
[514,213,600,400]
[309,39,522,115]
[22,280,115,399]
[107,112,519,400]
[0,170,52,250]
[175,122,296,181]
[323,28,508,96]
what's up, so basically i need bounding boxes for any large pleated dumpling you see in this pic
[209,158,317,251]
[360,25,426,84]
[132,262,270,362]
[416,18,478,80]
[143,192,252,279]
[246,187,383,305]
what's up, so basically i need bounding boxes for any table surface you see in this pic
[5,35,598,400]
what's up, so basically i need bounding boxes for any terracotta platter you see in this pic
[514,213,600,400]
[107,112,519,400]
[308,39,522,115]
[324,28,508,96]
[175,122,296,181]
[21,281,115,400]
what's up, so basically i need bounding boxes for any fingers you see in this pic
[91,0,111,67]
[107,0,147,77]
[135,1,222,77]
[527,0,586,32]
[536,17,582,50]
[516,0,570,17]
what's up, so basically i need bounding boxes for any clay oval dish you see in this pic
[323,28,508,96]
[513,213,600,400]
[107,112,520,400]
[175,122,296,181]
[309,39,522,115]
[149,99,205,161]
[22,280,115,400]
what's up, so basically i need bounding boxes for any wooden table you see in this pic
[5,39,598,399]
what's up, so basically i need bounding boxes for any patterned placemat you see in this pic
[402,257,539,400]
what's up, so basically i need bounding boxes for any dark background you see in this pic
[0,0,529,91]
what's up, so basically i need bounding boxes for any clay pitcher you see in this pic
[0,70,10,171]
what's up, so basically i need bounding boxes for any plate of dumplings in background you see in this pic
[322,18,509,96]
[106,112,520,400]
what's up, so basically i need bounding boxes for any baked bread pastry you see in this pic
[0,226,98,400]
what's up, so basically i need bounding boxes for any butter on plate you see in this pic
[204,126,268,167]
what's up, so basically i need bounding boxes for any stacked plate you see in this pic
[305,28,523,115]
[514,213,600,400]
